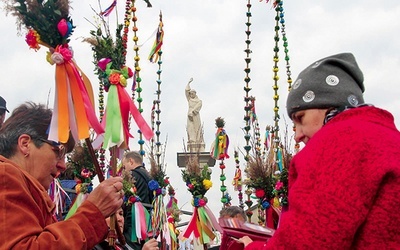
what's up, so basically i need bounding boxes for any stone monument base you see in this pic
[177,152,216,168]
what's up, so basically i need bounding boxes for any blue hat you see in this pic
[0,96,9,113]
[286,53,365,118]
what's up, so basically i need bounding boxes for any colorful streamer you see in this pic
[131,201,151,242]
[48,45,104,143]
[101,0,117,17]
[148,13,164,63]
[97,60,153,149]
[211,127,230,160]
[183,205,222,245]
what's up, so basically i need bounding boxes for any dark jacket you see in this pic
[131,166,153,206]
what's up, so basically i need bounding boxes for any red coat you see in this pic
[246,106,400,249]
[0,157,108,249]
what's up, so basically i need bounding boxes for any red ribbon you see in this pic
[183,208,200,239]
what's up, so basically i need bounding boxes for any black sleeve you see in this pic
[131,169,151,205]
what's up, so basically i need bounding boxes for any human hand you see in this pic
[86,176,124,218]
[237,236,253,247]
[188,114,193,121]
[142,238,159,250]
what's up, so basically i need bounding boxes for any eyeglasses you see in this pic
[38,138,66,160]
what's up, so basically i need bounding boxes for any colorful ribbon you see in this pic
[48,45,104,143]
[151,195,166,238]
[99,61,153,149]
[183,205,222,244]
[211,128,230,160]
[148,16,164,63]
[131,202,151,242]
[101,0,117,17]
[264,129,271,150]
[277,147,283,171]
[64,192,89,220]
[166,194,179,248]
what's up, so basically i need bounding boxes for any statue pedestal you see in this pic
[177,152,216,168]
[187,142,205,152]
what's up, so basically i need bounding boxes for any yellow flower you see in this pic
[46,51,54,65]
[203,179,213,190]
[119,74,127,87]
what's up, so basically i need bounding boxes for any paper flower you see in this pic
[262,200,270,209]
[275,181,283,190]
[25,29,41,51]
[59,47,73,62]
[255,188,265,198]
[148,179,161,191]
[80,168,93,178]
[109,72,121,84]
[51,52,64,64]
[203,179,213,190]
[98,58,112,71]
[57,19,70,37]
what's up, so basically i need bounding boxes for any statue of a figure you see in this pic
[185,78,205,151]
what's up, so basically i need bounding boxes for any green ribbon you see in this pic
[103,85,122,149]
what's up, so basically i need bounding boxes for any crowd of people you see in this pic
[1,52,399,249]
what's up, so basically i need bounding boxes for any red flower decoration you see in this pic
[129,196,137,203]
[199,199,207,207]
[81,168,92,178]
[275,181,283,190]
[255,189,265,198]
[25,29,40,51]
[109,73,121,84]
[59,47,73,62]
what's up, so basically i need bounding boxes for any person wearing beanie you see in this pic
[239,53,400,249]
[0,96,9,128]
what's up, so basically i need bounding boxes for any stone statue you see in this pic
[185,78,205,152]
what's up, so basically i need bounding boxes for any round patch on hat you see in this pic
[293,79,302,89]
[347,94,359,107]
[326,75,339,86]
[302,90,315,103]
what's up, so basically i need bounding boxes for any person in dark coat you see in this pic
[122,151,154,250]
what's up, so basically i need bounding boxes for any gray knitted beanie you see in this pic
[286,53,365,119]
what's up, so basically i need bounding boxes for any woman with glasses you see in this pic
[0,102,125,249]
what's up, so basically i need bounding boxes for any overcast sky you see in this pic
[1,0,400,218]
